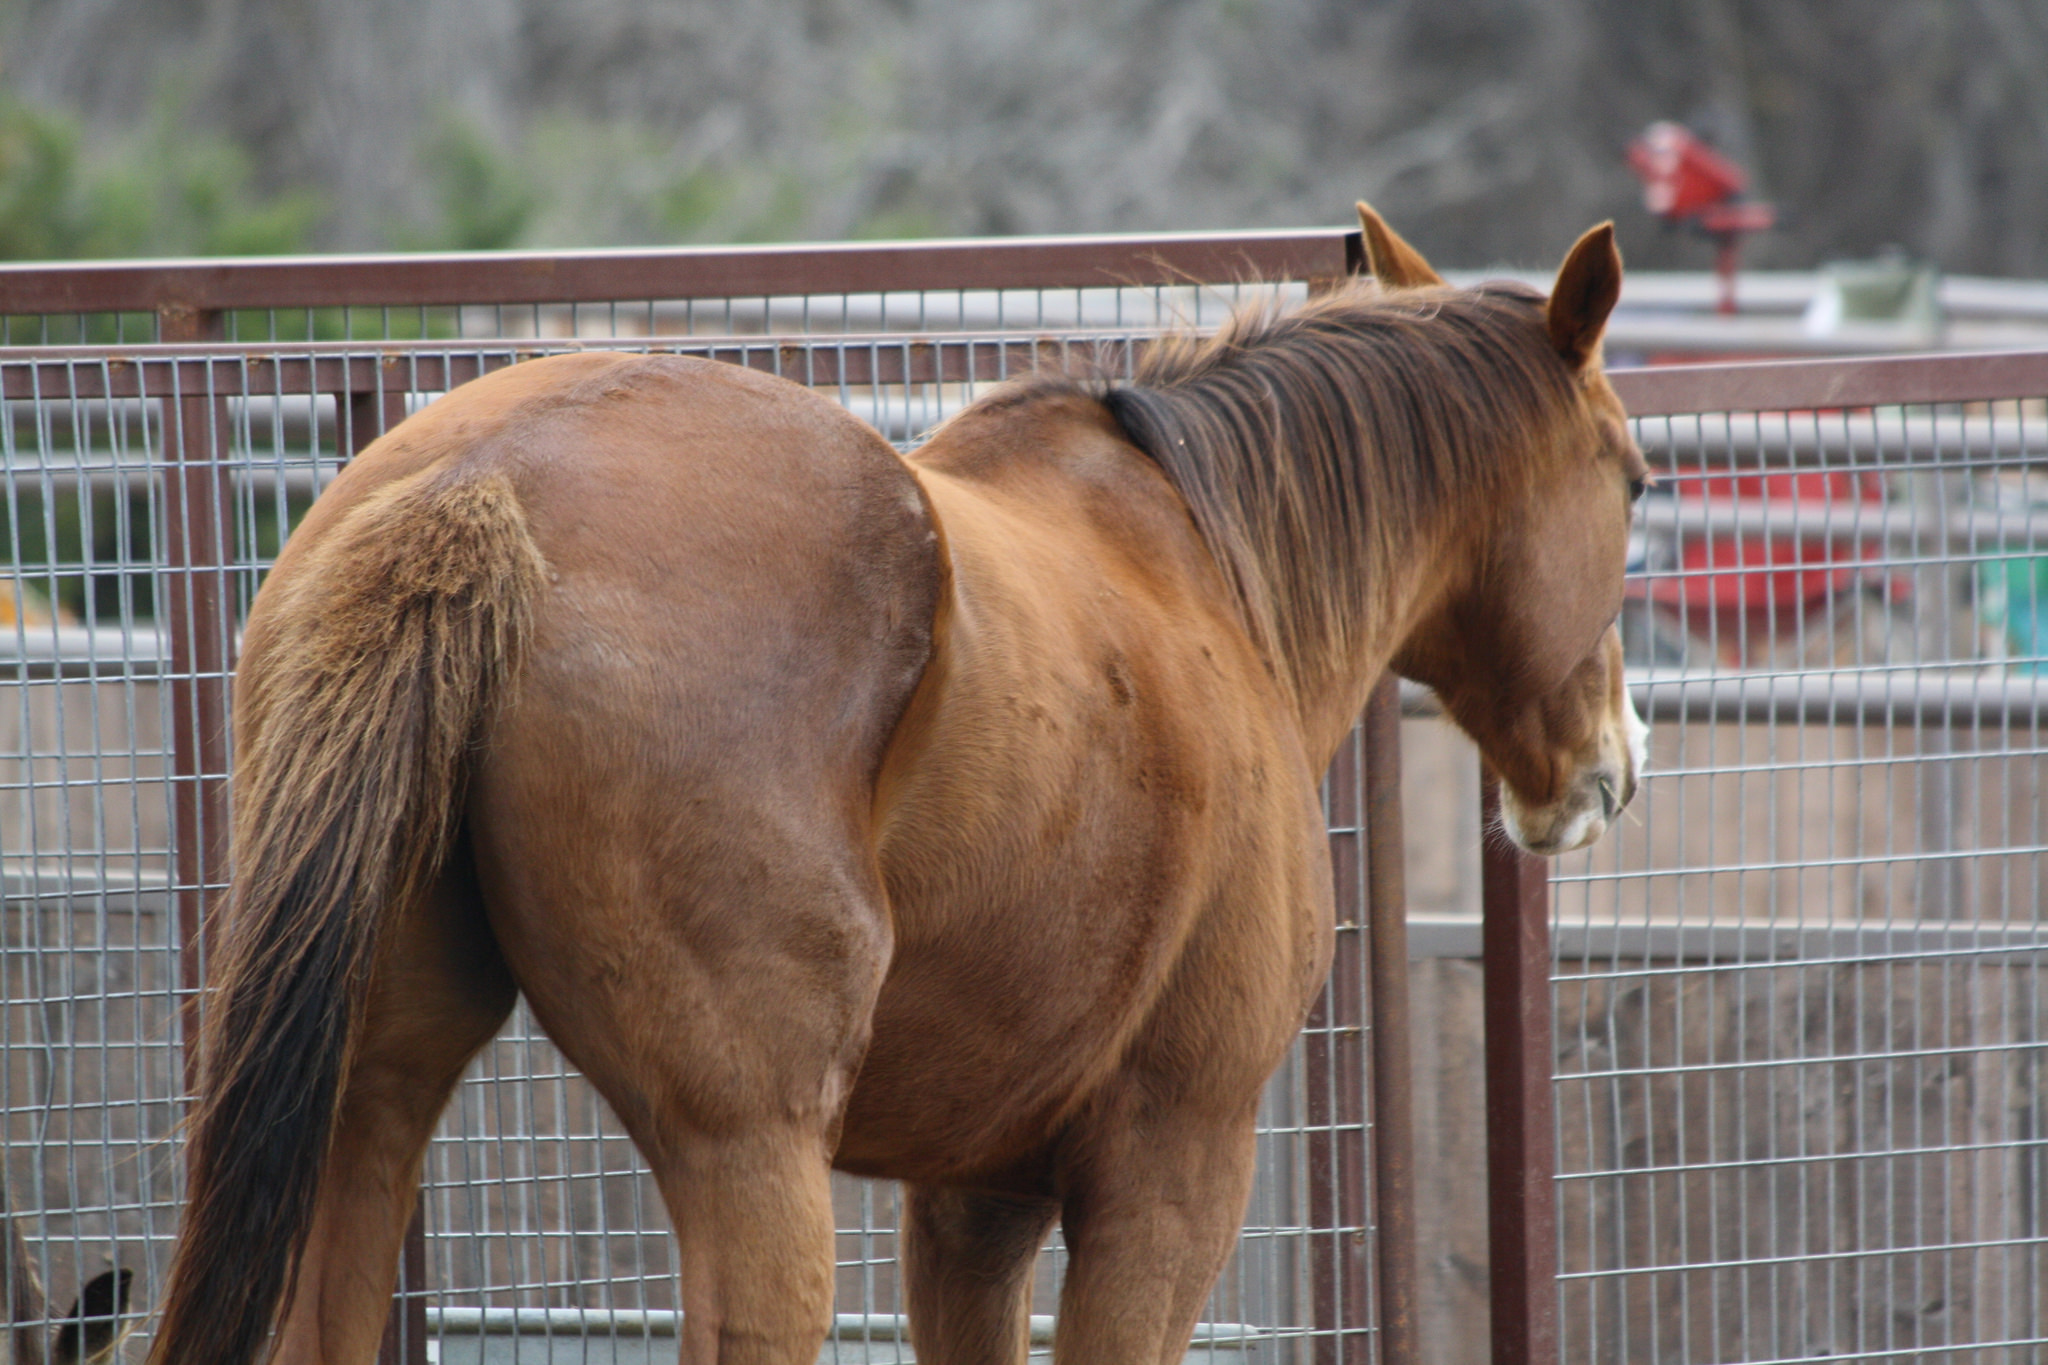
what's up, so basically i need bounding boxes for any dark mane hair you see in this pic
[1096,279,1583,694]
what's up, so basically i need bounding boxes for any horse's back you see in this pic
[842,387,1334,1181]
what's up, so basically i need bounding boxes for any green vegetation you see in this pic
[0,483,157,624]
[395,114,538,252]
[0,92,936,267]
[0,478,320,625]
[0,94,323,262]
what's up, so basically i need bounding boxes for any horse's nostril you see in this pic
[1598,775,1620,821]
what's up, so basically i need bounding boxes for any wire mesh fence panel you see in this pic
[1552,372,2048,1364]
[0,315,1378,1364]
[9,265,2047,1365]
[0,355,352,1353]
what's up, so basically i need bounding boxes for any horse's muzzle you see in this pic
[1498,690,1647,856]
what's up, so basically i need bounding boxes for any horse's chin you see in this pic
[1499,787,1611,856]
[1499,700,1648,857]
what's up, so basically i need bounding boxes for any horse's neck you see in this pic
[1283,509,1463,769]
[916,378,1469,771]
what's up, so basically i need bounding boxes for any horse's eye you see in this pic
[1628,477,1648,503]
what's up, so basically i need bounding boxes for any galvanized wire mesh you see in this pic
[1551,388,2048,1363]
[0,298,1371,1364]
[18,269,2044,1365]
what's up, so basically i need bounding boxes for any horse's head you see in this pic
[1361,205,1649,855]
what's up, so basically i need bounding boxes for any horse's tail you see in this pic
[148,469,547,1365]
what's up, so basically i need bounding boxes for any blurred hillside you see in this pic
[0,0,2044,273]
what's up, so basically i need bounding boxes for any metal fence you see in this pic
[1534,354,2048,1364]
[0,233,2043,1365]
[0,232,1396,1365]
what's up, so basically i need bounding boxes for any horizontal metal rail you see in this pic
[425,1307,1273,1348]
[29,869,2037,974]
[0,231,1354,315]
[1636,494,2048,547]
[1632,411,2045,470]
[12,344,2048,486]
[0,332,1142,401]
[1409,912,2048,967]
[1396,671,2048,727]
[1624,668,2048,726]
[1611,348,2048,416]
[1451,269,2048,322]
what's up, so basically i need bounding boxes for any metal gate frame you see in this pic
[6,232,2044,1364]
[0,229,1419,1365]
[1471,348,2048,1365]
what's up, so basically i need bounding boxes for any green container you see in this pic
[1979,553,2048,673]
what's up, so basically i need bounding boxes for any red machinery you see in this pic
[1626,121,1776,313]
[1632,468,1905,667]
[1622,127,1908,665]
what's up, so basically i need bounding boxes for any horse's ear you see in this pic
[1547,222,1623,370]
[1356,202,1445,288]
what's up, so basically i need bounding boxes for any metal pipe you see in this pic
[0,230,1352,315]
[1479,779,1557,1365]
[1364,678,1417,1365]
[1635,496,2048,548]
[1630,412,2048,472]
[0,335,1129,401]
[1397,672,2048,729]
[1612,348,2048,418]
[156,304,231,1107]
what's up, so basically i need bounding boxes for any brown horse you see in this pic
[148,207,1646,1365]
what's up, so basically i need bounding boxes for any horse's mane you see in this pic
[1095,279,1583,694]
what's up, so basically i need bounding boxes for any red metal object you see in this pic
[1636,467,1898,664]
[1627,122,1750,219]
[1626,121,1776,314]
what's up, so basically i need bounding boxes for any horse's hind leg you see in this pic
[473,793,890,1365]
[270,858,516,1365]
[1051,1101,1262,1365]
[901,1186,1059,1364]
[494,901,878,1365]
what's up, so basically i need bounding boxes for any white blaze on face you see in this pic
[1620,686,1649,791]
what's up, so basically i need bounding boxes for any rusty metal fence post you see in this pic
[1363,678,1416,1365]
[157,308,232,1104]
[1479,777,1557,1365]
[1307,674,1417,1365]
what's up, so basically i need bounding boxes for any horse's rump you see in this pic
[152,352,946,1363]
